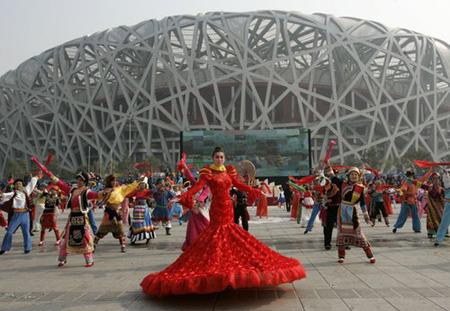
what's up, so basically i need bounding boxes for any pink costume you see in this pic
[181,167,210,251]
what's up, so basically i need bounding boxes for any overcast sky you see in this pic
[1,0,449,76]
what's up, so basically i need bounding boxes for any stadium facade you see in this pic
[1,11,450,174]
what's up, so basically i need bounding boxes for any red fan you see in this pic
[45,153,53,166]
[7,178,14,185]
[236,160,257,184]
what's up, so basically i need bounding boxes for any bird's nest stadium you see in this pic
[1,11,450,173]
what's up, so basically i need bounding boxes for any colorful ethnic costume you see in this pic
[326,166,375,263]
[305,185,326,232]
[368,185,389,226]
[181,165,211,251]
[0,177,38,254]
[426,179,444,238]
[57,180,100,266]
[393,171,432,233]
[95,182,139,252]
[435,172,450,245]
[170,191,184,225]
[141,164,306,296]
[39,194,61,245]
[290,187,301,220]
[127,188,157,244]
[152,187,176,235]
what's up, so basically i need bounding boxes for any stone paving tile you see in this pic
[432,287,450,297]
[53,291,85,302]
[276,289,297,299]
[256,289,278,299]
[427,297,450,311]
[1,207,450,310]
[117,291,142,301]
[354,288,379,298]
[75,291,104,301]
[334,289,359,299]
[392,287,423,298]
[95,291,126,301]
[411,287,444,298]
[301,298,350,311]
[316,288,339,298]
[295,289,319,299]
[342,298,397,311]
[34,291,64,302]
[385,297,446,311]
[373,288,402,298]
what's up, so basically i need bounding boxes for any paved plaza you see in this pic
[1,205,450,311]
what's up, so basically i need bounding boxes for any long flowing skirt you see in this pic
[427,196,444,235]
[141,222,306,296]
[337,203,370,248]
[128,201,156,243]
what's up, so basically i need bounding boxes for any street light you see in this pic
[129,116,132,157]
[88,146,91,172]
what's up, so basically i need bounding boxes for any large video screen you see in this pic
[181,129,310,177]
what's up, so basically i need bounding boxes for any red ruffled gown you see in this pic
[141,164,306,296]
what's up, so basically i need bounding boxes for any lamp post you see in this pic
[129,117,132,158]
[88,146,91,172]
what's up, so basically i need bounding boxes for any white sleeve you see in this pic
[443,173,450,189]
[1,191,14,202]
[24,177,38,196]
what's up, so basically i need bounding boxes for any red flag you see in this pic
[7,178,14,185]
[324,140,336,162]
[376,185,396,191]
[413,160,450,168]
[288,175,300,184]
[333,165,348,170]
[133,163,151,169]
[44,153,53,166]
[297,175,318,185]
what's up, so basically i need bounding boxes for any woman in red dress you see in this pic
[141,147,306,296]
[256,184,269,218]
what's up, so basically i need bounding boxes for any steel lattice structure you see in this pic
[1,11,450,174]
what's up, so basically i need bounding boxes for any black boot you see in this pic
[165,228,171,235]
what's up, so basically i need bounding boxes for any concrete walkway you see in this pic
[1,205,450,311]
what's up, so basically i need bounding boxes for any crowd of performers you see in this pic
[1,147,450,297]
